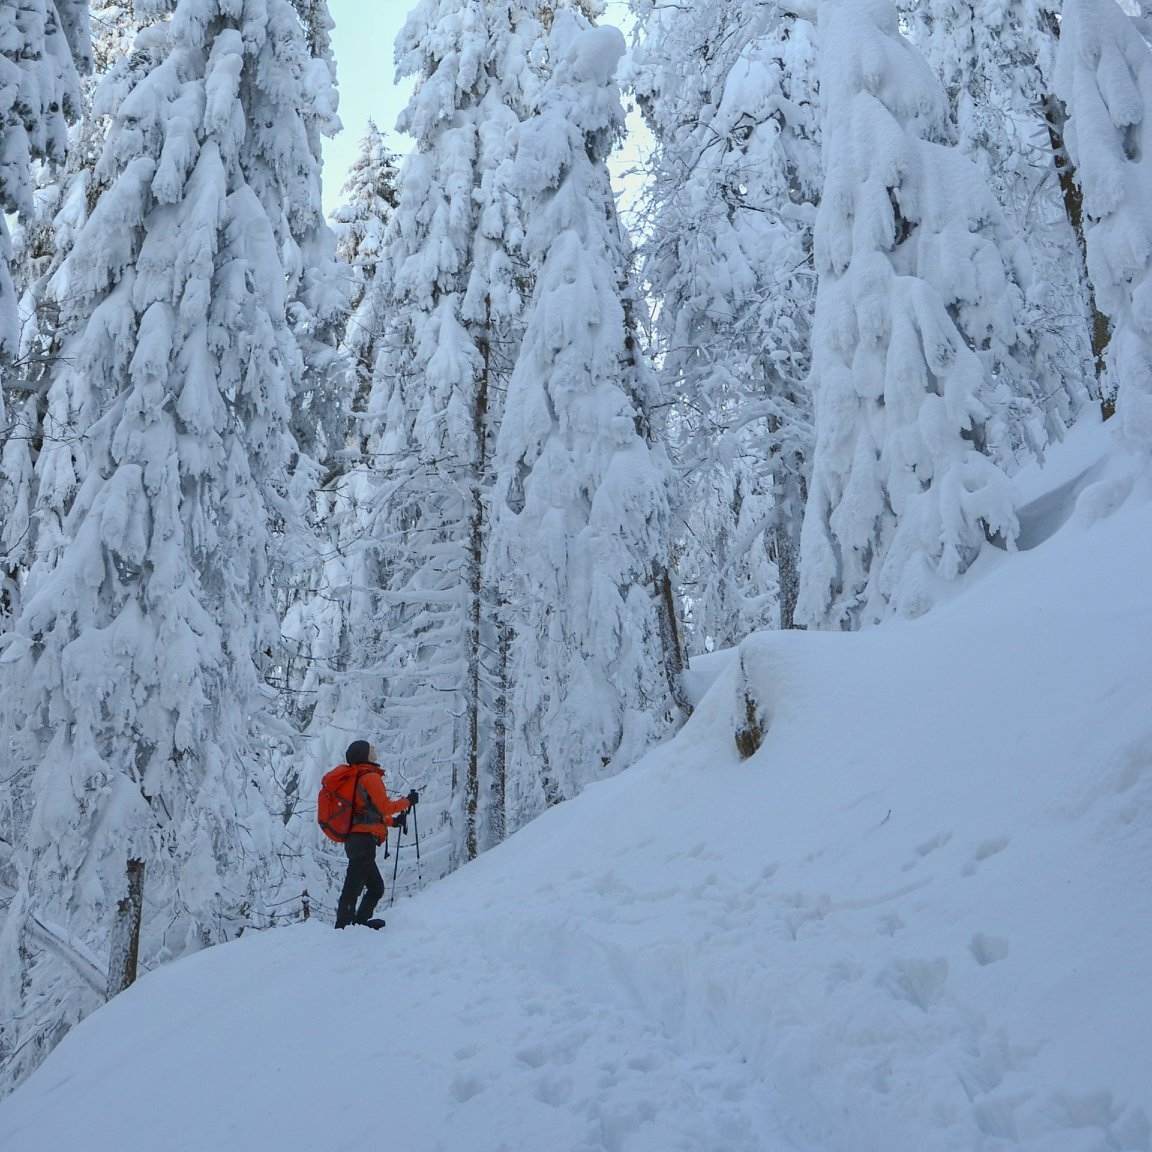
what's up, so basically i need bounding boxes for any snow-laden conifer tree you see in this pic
[1,0,89,619]
[630,0,818,640]
[270,124,399,811]
[268,0,347,707]
[907,0,1093,437]
[0,0,87,348]
[1055,0,1152,453]
[796,0,1019,629]
[334,121,399,309]
[1,5,151,628]
[0,170,78,626]
[283,0,345,468]
[491,7,685,825]
[0,1,86,356]
[331,122,399,426]
[272,124,398,848]
[308,0,543,866]
[0,0,339,1092]
[263,0,349,864]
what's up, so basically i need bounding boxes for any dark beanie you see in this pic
[346,740,375,765]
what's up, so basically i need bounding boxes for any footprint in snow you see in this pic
[877,912,905,936]
[971,1094,1025,1141]
[450,1073,485,1103]
[625,1052,660,1073]
[534,1073,574,1107]
[876,957,949,1011]
[969,933,1011,966]
[826,959,865,990]
[779,891,831,940]
[1044,1089,1151,1152]
[902,830,953,872]
[962,835,1010,876]
[954,1029,1021,1109]
[917,830,953,857]
[515,1043,549,1069]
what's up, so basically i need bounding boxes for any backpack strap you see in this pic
[350,767,366,829]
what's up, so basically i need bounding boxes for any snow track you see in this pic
[2,434,1150,1151]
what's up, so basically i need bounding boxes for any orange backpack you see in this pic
[317,765,364,843]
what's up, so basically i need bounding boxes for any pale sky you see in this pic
[322,0,641,215]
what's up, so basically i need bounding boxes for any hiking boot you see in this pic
[363,918,386,930]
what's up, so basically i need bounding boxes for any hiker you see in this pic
[331,740,418,929]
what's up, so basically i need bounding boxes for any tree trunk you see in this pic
[613,231,690,719]
[773,466,805,631]
[106,858,144,999]
[766,398,807,631]
[774,519,800,632]
[488,599,510,848]
[654,562,690,714]
[464,298,493,862]
[734,652,767,760]
[1039,13,1114,418]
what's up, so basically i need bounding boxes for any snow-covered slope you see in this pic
[2,429,1150,1152]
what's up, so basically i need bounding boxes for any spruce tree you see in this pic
[0,0,339,1092]
[2,5,153,629]
[0,0,89,618]
[796,0,1019,628]
[315,0,543,865]
[0,0,86,357]
[631,0,818,641]
[908,0,1093,439]
[1055,0,1152,452]
[331,121,400,427]
[491,6,685,824]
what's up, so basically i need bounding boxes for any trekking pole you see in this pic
[390,819,403,907]
[412,804,422,887]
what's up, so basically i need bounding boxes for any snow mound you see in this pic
[2,435,1150,1152]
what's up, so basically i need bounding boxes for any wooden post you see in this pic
[107,858,145,999]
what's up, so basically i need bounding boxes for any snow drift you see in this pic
[1,425,1150,1152]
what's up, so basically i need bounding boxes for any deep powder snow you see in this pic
[1,423,1149,1152]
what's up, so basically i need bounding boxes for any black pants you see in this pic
[336,833,385,927]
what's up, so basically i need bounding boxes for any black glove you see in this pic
[392,811,408,834]
[407,789,419,807]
